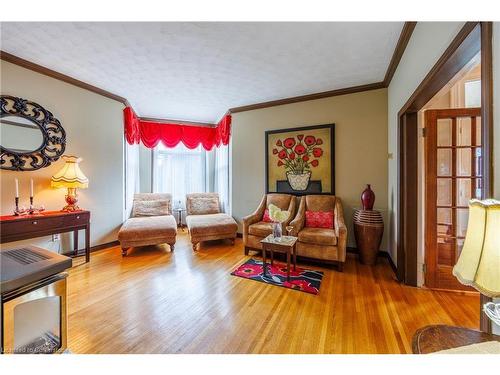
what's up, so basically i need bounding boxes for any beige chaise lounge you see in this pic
[242,193,296,255]
[185,193,238,251]
[289,195,347,271]
[118,193,177,256]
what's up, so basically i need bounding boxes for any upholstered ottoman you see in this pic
[185,193,238,250]
[118,193,177,256]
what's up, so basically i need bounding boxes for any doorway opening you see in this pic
[418,54,482,290]
[396,22,492,290]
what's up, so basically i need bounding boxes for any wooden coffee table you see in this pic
[412,325,500,353]
[260,235,298,281]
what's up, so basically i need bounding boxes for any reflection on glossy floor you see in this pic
[66,233,479,354]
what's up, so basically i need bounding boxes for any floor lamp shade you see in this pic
[453,199,500,298]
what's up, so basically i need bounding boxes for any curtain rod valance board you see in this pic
[124,107,231,150]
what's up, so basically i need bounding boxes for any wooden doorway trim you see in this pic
[396,22,493,287]
[397,112,418,283]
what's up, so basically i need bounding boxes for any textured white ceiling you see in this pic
[0,22,403,122]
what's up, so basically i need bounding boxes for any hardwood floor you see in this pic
[67,233,479,354]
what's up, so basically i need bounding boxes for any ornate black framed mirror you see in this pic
[1,95,66,171]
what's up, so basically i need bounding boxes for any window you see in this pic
[214,144,229,213]
[153,143,206,208]
[464,79,481,108]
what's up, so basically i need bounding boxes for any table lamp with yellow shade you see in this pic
[51,155,89,211]
[453,199,500,333]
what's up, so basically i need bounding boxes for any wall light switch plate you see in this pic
[52,233,61,242]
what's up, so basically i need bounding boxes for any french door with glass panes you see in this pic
[425,108,482,290]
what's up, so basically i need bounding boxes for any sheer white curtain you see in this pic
[214,144,229,213]
[125,142,140,219]
[153,143,206,209]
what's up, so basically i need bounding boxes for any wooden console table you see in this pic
[0,210,91,263]
[412,324,500,353]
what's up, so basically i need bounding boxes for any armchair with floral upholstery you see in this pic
[242,193,297,255]
[289,195,347,271]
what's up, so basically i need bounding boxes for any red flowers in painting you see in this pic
[283,137,296,149]
[294,144,306,155]
[273,134,324,174]
[312,147,323,157]
[304,135,316,146]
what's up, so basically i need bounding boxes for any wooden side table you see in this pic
[173,208,186,231]
[353,209,384,265]
[412,325,500,353]
[260,235,298,281]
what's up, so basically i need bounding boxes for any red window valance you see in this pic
[124,107,231,150]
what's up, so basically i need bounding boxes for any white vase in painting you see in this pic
[286,171,311,191]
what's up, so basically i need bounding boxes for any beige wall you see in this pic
[231,88,388,250]
[0,61,125,252]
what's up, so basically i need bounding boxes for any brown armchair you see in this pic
[289,195,347,271]
[242,193,297,255]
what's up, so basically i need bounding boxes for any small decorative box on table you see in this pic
[353,209,384,265]
[260,235,298,281]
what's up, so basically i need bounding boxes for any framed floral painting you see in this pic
[265,124,335,195]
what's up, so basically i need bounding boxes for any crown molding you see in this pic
[0,50,130,107]
[229,82,386,114]
[383,22,417,86]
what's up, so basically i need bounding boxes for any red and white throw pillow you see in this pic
[262,209,273,222]
[305,211,334,229]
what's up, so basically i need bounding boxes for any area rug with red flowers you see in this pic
[231,258,323,295]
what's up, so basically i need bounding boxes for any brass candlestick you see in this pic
[14,197,20,215]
